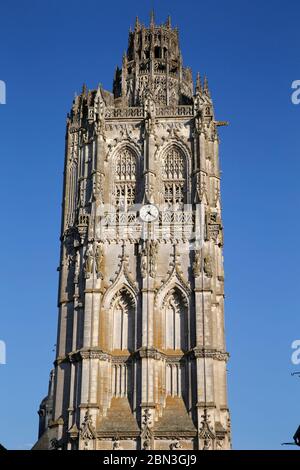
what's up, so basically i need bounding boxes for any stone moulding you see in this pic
[54,347,229,367]
[104,105,194,120]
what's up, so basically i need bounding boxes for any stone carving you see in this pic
[144,90,156,120]
[170,440,182,450]
[92,171,104,203]
[80,410,96,448]
[84,245,94,278]
[140,241,158,278]
[105,107,144,118]
[141,249,147,278]
[144,89,157,135]
[94,86,106,139]
[112,435,122,450]
[213,184,220,208]
[95,243,104,279]
[50,438,61,450]
[74,249,80,284]
[204,255,212,277]
[142,408,151,426]
[149,241,158,277]
[207,212,222,244]
[216,438,224,450]
[199,411,215,451]
[77,213,89,242]
[143,438,151,450]
[69,423,79,441]
[144,177,155,203]
[141,409,153,451]
[195,172,207,203]
[193,250,201,277]
[193,348,229,362]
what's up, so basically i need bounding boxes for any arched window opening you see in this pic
[114,148,137,211]
[112,289,135,351]
[154,46,161,58]
[164,289,187,351]
[162,147,186,209]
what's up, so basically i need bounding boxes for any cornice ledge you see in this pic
[193,348,229,362]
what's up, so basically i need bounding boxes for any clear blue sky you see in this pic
[0,0,299,450]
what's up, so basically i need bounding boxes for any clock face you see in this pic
[139,204,159,222]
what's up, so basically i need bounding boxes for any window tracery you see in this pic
[164,289,187,351]
[112,289,135,351]
[162,147,186,208]
[114,148,137,211]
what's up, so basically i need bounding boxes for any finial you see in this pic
[82,83,87,96]
[196,72,202,93]
[166,15,171,28]
[135,16,140,30]
[150,9,155,27]
[204,76,210,96]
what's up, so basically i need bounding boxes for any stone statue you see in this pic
[170,440,182,450]
[149,241,158,277]
[95,243,104,279]
[204,255,213,277]
[84,245,94,278]
[143,439,150,450]
[141,250,147,278]
[74,250,80,284]
[193,250,201,277]
[144,89,156,135]
[112,439,122,450]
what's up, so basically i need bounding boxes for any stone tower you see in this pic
[34,13,231,451]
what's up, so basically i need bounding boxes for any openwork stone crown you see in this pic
[113,13,193,107]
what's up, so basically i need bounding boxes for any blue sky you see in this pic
[0,0,300,450]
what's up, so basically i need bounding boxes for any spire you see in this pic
[166,15,171,28]
[204,76,210,97]
[196,72,202,93]
[81,83,87,96]
[135,16,140,30]
[150,9,155,27]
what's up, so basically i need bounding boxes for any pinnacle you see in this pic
[196,72,202,93]
[150,9,155,27]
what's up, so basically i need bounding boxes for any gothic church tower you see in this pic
[34,13,231,450]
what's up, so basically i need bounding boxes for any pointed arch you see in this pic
[111,144,140,211]
[162,287,188,351]
[158,141,191,209]
[102,252,138,311]
[101,254,138,352]
[111,287,135,351]
[155,256,191,310]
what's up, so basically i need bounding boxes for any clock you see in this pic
[139,204,159,222]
